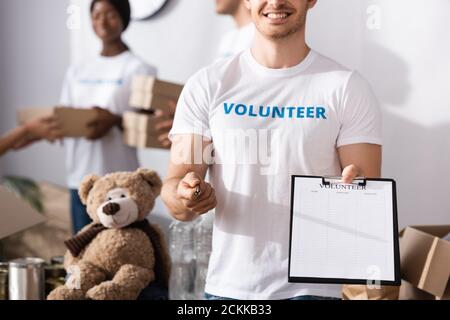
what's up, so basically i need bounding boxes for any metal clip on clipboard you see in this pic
[321,176,367,187]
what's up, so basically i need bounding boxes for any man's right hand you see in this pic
[176,172,217,216]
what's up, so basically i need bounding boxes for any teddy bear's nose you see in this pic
[103,202,121,216]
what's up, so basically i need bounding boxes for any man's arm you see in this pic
[161,134,217,222]
[338,143,382,183]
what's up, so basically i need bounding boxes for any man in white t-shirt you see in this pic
[162,0,382,300]
[215,0,255,59]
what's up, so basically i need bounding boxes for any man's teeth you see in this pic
[266,13,289,19]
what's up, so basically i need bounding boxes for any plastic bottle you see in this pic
[193,211,214,299]
[168,220,197,300]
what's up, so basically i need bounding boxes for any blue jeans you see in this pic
[70,189,92,234]
[205,293,341,300]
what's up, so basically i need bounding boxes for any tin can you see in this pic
[8,258,45,300]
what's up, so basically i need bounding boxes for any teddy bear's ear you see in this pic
[137,168,162,196]
[78,174,100,205]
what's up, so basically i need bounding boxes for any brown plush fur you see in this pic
[47,169,171,300]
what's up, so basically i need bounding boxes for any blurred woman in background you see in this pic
[60,0,157,234]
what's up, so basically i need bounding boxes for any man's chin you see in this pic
[261,26,303,40]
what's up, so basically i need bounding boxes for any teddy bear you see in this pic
[47,168,171,300]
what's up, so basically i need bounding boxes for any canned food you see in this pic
[50,256,64,266]
[0,262,8,300]
[44,260,66,296]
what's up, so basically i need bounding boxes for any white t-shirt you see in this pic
[169,49,382,300]
[60,51,156,189]
[216,23,255,59]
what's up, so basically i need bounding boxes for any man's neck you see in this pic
[251,31,310,69]
[232,4,252,28]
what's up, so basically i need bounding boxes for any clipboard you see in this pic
[288,175,401,286]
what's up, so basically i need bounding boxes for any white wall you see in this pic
[0,0,70,186]
[309,0,450,227]
[1,0,449,230]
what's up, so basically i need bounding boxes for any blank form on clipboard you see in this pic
[288,176,401,285]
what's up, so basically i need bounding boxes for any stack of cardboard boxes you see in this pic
[17,107,97,138]
[343,225,450,300]
[123,75,183,150]
[399,225,450,300]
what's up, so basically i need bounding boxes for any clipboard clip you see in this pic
[322,176,367,187]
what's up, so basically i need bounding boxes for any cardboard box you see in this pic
[129,91,174,110]
[131,75,183,98]
[0,182,71,261]
[123,111,170,150]
[0,186,46,240]
[342,284,400,300]
[399,225,450,299]
[17,107,97,138]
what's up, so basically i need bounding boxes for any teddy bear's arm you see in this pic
[47,260,107,300]
[86,264,154,300]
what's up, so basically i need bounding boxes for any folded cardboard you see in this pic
[17,107,97,138]
[0,186,46,240]
[130,75,183,110]
[123,111,170,150]
[123,111,155,134]
[400,225,450,299]
[129,91,174,110]
[342,284,399,300]
[131,75,183,98]
[399,280,442,300]
[0,182,71,260]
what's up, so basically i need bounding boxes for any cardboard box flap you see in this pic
[400,226,450,298]
[419,240,450,297]
[54,107,97,137]
[17,107,98,138]
[129,91,174,110]
[408,225,450,238]
[0,186,46,239]
[399,280,436,300]
[132,75,183,98]
[123,111,171,134]
[400,227,435,284]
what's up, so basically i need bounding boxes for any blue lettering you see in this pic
[287,107,296,118]
[316,107,327,119]
[224,103,234,114]
[248,105,258,117]
[258,106,271,117]
[223,102,327,120]
[235,104,247,115]
[272,106,285,118]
